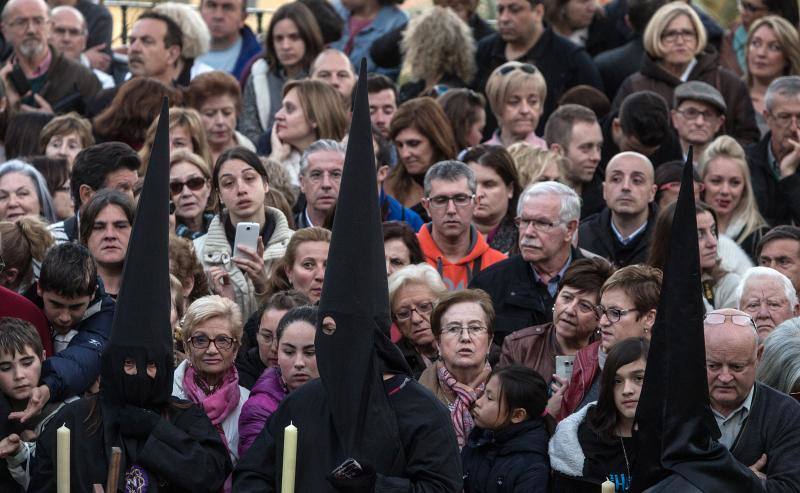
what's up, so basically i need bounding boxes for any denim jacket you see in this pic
[330,1,407,77]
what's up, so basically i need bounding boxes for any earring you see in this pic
[643,327,649,334]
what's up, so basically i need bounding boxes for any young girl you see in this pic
[549,337,649,492]
[461,365,551,492]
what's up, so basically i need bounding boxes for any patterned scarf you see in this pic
[436,361,492,448]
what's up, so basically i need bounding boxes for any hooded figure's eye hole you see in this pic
[123,358,137,375]
[146,361,158,378]
[322,316,337,335]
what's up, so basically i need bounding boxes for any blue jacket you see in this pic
[330,1,407,78]
[36,282,115,402]
[232,26,262,81]
[461,419,551,493]
[382,191,423,232]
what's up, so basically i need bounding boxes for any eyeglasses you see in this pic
[7,16,46,29]
[53,26,84,37]
[441,324,488,337]
[739,0,768,13]
[394,301,434,321]
[305,169,343,184]
[498,63,538,76]
[661,29,697,43]
[594,306,639,323]
[675,107,721,121]
[187,334,238,351]
[258,330,275,345]
[703,313,756,329]
[169,177,206,195]
[426,194,474,208]
[515,216,562,232]
[768,111,800,128]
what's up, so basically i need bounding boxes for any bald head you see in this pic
[704,308,759,415]
[1,0,49,22]
[603,151,656,218]
[50,5,86,59]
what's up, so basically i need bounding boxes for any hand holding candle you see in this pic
[57,423,70,493]
[281,422,297,493]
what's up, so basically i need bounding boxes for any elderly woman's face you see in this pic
[0,172,41,222]
[392,282,437,348]
[45,131,83,168]
[187,315,239,377]
[277,320,319,391]
[385,238,412,275]
[500,84,542,140]
[438,301,492,373]
[170,160,211,224]
[660,14,698,69]
[553,285,599,343]
[199,95,238,149]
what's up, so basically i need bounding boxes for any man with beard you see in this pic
[578,152,658,267]
[0,0,99,115]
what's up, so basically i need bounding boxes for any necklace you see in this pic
[619,436,631,481]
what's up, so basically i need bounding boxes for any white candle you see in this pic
[57,424,70,493]
[601,478,615,493]
[281,422,297,493]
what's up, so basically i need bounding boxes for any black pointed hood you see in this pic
[100,98,173,410]
[315,59,411,460]
[632,147,762,492]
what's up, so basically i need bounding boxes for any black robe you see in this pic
[28,396,231,492]
[233,375,463,492]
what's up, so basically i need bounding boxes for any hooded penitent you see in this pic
[100,98,173,411]
[314,58,412,461]
[631,148,762,492]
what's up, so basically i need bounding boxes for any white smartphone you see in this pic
[233,222,259,259]
[555,355,576,381]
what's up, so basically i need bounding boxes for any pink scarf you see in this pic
[183,364,241,493]
[437,362,491,449]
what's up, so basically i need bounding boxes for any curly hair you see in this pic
[401,6,476,86]
[152,2,210,59]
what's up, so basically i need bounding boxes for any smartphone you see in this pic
[8,64,30,96]
[233,222,259,259]
[555,355,576,381]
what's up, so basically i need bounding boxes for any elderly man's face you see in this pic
[299,149,345,220]
[50,9,86,60]
[766,93,800,161]
[739,275,799,340]
[671,100,725,146]
[705,310,759,416]
[3,0,50,60]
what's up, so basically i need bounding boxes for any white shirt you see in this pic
[712,386,754,449]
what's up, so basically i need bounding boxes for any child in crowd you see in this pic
[461,365,552,492]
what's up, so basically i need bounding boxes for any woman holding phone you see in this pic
[194,147,294,319]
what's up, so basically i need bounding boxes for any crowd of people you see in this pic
[0,0,799,490]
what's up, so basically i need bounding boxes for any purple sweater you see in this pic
[237,367,288,457]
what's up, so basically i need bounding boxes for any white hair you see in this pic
[736,266,799,309]
[387,263,447,306]
[516,180,581,224]
[299,139,346,175]
[757,317,800,394]
[152,2,210,59]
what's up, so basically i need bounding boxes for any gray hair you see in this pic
[299,139,346,176]
[423,160,476,196]
[516,180,581,224]
[51,5,87,33]
[0,160,56,223]
[765,76,800,113]
[757,317,800,394]
[387,263,447,307]
[736,266,799,309]
[311,48,357,75]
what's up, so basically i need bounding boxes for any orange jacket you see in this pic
[417,225,507,291]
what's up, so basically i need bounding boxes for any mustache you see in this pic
[519,239,541,248]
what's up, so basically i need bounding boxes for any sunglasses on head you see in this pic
[498,63,538,76]
[169,177,206,195]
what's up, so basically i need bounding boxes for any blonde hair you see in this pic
[139,108,212,174]
[401,6,476,87]
[181,294,243,342]
[698,135,768,244]
[643,2,707,60]
[507,142,564,186]
[152,2,210,59]
[0,216,53,292]
[485,61,547,122]
[745,15,800,88]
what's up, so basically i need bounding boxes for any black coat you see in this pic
[236,346,267,391]
[594,38,645,101]
[578,205,657,268]
[28,396,232,492]
[461,420,550,493]
[745,132,800,226]
[468,248,588,344]
[474,27,603,136]
[233,376,463,492]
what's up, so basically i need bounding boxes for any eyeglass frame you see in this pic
[394,301,435,322]
[5,16,46,30]
[424,193,475,209]
[187,334,238,351]
[439,323,489,338]
[515,216,564,233]
[674,107,722,122]
[169,176,207,195]
[660,28,697,44]
[594,305,640,323]
[767,111,800,128]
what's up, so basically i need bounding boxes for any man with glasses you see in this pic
[736,266,799,342]
[704,308,800,490]
[746,75,800,226]
[0,0,99,115]
[671,81,727,162]
[49,6,114,88]
[417,160,505,291]
[295,140,346,228]
[470,181,591,344]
